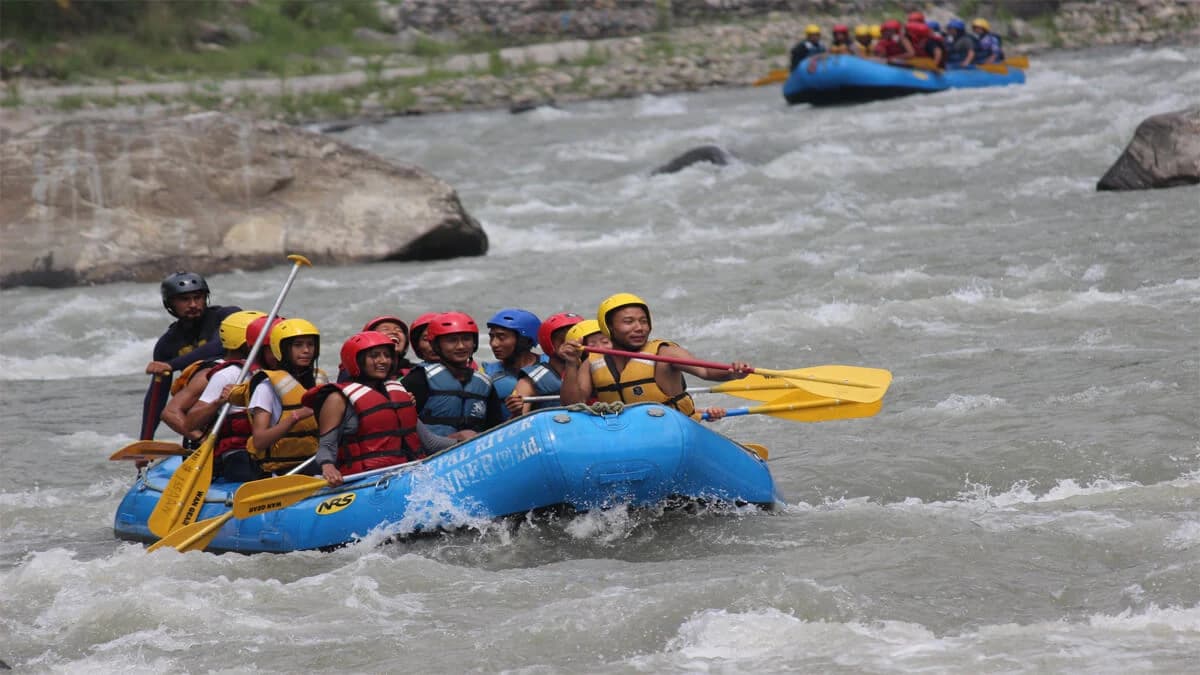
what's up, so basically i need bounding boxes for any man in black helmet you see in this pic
[139,272,240,441]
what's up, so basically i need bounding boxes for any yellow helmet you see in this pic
[219,310,266,350]
[870,24,882,39]
[854,24,871,38]
[972,18,991,31]
[597,293,650,337]
[805,23,821,35]
[565,319,602,345]
[269,318,320,361]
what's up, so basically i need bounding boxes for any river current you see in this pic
[1,47,1198,672]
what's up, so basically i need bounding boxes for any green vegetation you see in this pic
[3,0,405,82]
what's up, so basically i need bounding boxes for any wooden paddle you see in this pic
[701,390,883,422]
[753,69,789,86]
[110,440,188,461]
[582,345,891,403]
[146,254,312,539]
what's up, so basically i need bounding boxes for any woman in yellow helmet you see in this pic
[971,17,1004,64]
[559,293,751,421]
[246,318,329,475]
[789,23,827,72]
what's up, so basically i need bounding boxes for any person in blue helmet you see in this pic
[944,18,977,68]
[483,308,544,420]
[140,271,241,442]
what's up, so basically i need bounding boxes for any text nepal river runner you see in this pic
[1,46,1197,671]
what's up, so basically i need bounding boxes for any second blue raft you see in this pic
[784,54,1026,106]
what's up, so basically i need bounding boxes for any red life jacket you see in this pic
[874,38,908,59]
[206,360,254,458]
[334,380,425,474]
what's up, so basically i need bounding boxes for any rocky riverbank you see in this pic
[3,0,1198,136]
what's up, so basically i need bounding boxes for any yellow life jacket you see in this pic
[588,339,695,416]
[170,358,224,395]
[247,368,328,473]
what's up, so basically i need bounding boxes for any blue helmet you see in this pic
[486,308,542,345]
[947,18,966,31]
[927,20,941,32]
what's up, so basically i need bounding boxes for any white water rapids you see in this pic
[1,46,1198,672]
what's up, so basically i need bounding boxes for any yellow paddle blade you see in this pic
[741,443,769,460]
[753,69,789,86]
[710,375,805,402]
[147,437,214,537]
[146,512,232,553]
[904,56,944,73]
[748,391,883,422]
[109,440,187,461]
[1005,55,1029,69]
[977,63,1010,74]
[233,475,329,519]
[752,365,892,403]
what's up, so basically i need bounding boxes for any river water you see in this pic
[2,47,1198,672]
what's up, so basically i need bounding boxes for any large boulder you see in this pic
[1097,106,1200,191]
[0,112,487,288]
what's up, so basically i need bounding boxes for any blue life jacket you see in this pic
[419,363,493,435]
[974,33,1004,64]
[485,354,550,420]
[521,361,562,411]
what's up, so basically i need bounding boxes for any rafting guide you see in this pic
[139,272,241,442]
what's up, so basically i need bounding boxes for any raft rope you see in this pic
[566,401,625,416]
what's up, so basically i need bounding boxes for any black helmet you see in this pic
[160,271,210,316]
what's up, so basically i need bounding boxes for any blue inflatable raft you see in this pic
[784,54,1026,106]
[114,404,782,553]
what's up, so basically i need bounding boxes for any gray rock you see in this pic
[652,144,733,175]
[0,112,487,288]
[1097,106,1200,191]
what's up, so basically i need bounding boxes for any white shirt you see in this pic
[198,365,247,414]
[249,378,284,425]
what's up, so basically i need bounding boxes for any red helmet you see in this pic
[363,314,407,333]
[340,331,395,378]
[537,312,584,357]
[245,315,284,352]
[833,23,849,33]
[908,11,925,23]
[906,21,930,37]
[882,18,902,32]
[409,312,438,341]
[426,312,479,352]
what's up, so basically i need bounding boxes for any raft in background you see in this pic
[784,54,1026,106]
[114,404,782,553]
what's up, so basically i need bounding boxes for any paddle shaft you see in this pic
[583,345,876,391]
[518,382,799,404]
[199,255,311,451]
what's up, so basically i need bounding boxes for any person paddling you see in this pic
[559,293,750,421]
[971,18,1004,65]
[944,19,976,68]
[161,310,264,450]
[504,311,584,416]
[401,312,503,440]
[305,332,455,487]
[483,308,545,420]
[140,272,241,441]
[245,318,328,475]
[789,24,827,71]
